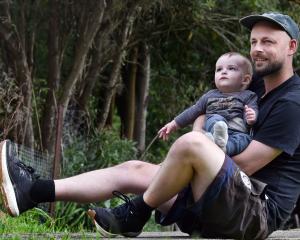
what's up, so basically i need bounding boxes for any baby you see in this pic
[159,52,257,156]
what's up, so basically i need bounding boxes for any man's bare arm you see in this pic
[233,140,282,175]
[193,115,205,132]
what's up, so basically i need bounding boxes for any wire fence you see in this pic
[13,142,53,211]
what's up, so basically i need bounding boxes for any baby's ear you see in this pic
[242,74,252,88]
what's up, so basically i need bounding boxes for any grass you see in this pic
[0,206,169,239]
[0,209,56,234]
[0,208,97,239]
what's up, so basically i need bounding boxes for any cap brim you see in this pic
[239,14,284,31]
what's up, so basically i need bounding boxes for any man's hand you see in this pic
[158,120,178,141]
[245,105,257,125]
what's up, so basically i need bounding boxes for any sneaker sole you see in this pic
[87,209,142,238]
[0,140,20,216]
[87,209,118,238]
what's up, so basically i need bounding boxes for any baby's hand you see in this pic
[158,120,178,141]
[245,105,257,125]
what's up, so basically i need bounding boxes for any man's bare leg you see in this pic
[55,160,160,203]
[143,131,225,207]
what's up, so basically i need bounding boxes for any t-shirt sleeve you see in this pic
[253,100,300,155]
[174,92,209,128]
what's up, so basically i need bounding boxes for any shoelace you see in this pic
[112,191,136,222]
[16,161,40,180]
[9,143,39,179]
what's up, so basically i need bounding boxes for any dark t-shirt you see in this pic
[249,74,300,229]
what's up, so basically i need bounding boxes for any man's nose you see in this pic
[251,42,263,53]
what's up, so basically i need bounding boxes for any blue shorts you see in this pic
[155,156,272,240]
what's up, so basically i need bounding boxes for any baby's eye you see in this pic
[216,67,222,72]
[228,66,237,71]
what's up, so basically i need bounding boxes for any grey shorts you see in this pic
[155,156,271,240]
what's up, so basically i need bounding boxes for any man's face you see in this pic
[250,21,291,77]
[214,55,247,93]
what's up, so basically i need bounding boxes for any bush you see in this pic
[62,129,138,176]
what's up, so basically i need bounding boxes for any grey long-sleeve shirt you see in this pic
[174,89,258,133]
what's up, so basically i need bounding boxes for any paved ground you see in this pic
[2,230,300,239]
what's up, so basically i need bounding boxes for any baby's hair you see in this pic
[220,52,253,77]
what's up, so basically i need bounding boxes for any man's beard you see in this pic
[254,61,283,78]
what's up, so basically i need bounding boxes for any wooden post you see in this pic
[50,105,64,216]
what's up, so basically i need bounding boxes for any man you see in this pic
[86,12,300,239]
[0,12,300,240]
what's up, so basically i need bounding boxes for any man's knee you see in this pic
[117,160,159,176]
[116,160,159,192]
[174,132,206,149]
[117,160,147,172]
[171,132,207,157]
[170,131,222,164]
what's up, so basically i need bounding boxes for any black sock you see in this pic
[30,179,55,203]
[132,195,154,218]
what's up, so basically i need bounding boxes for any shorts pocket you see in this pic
[250,177,267,198]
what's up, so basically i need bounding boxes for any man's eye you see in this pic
[263,39,273,44]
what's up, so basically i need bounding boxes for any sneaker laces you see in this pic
[10,144,40,180]
[16,161,40,180]
[112,191,137,222]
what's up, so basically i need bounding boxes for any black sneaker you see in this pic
[0,140,38,216]
[87,191,151,237]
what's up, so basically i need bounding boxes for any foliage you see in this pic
[0,66,25,141]
[62,129,138,176]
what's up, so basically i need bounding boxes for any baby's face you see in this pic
[214,55,247,93]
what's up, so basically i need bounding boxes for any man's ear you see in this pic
[288,39,298,56]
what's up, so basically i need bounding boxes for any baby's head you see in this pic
[214,52,253,93]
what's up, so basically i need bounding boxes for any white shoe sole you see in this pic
[87,209,142,238]
[0,140,20,216]
[87,209,118,238]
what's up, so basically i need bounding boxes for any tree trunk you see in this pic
[59,0,106,117]
[97,8,136,131]
[77,29,105,112]
[0,0,34,147]
[124,47,138,139]
[106,94,115,127]
[134,43,150,153]
[41,0,61,153]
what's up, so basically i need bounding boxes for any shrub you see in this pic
[62,129,138,176]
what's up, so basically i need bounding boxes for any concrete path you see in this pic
[1,230,300,239]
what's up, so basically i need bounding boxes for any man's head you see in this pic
[240,12,299,41]
[240,12,299,78]
[214,52,253,93]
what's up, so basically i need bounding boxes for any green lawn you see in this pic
[0,207,168,239]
